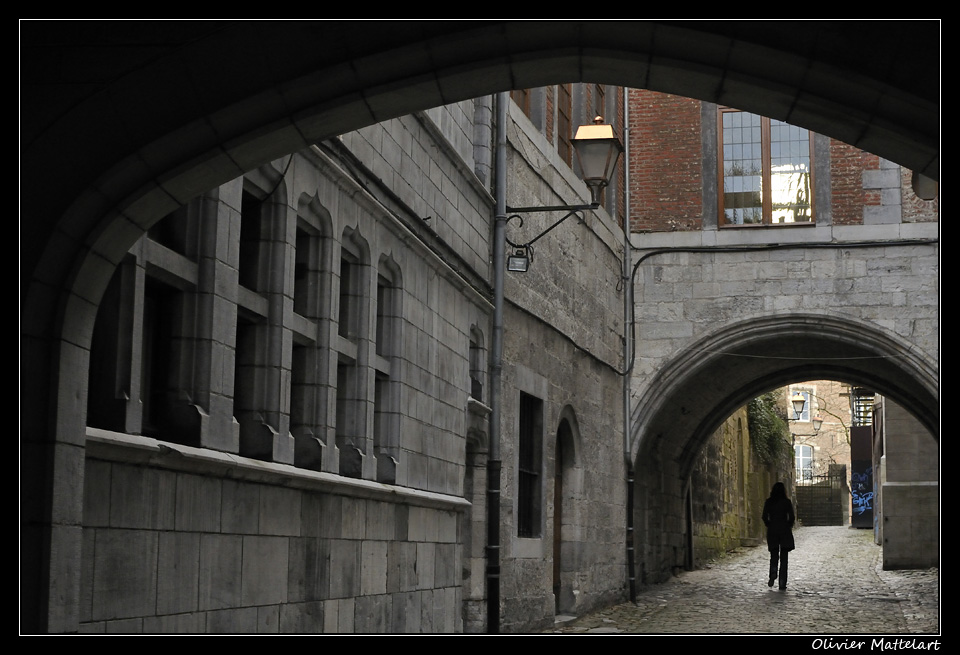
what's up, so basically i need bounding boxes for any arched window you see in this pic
[469,326,485,403]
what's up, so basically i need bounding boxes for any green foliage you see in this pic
[747,391,791,465]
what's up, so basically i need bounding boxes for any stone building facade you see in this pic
[81,107,496,632]
[78,87,630,633]
[789,380,855,484]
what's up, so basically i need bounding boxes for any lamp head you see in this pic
[572,117,624,205]
[812,413,823,433]
[790,392,807,419]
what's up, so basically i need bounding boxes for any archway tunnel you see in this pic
[629,314,938,585]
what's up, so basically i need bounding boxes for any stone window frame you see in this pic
[88,200,203,444]
[233,176,292,461]
[468,325,486,403]
[290,202,335,471]
[334,226,372,477]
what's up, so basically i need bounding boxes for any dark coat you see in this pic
[762,496,795,552]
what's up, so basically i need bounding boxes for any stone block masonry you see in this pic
[79,432,467,633]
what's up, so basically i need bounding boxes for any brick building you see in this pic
[627,88,938,234]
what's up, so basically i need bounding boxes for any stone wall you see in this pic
[79,434,466,633]
[690,408,750,565]
[631,240,939,387]
[689,406,792,567]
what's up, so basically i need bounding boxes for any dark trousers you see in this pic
[769,547,789,588]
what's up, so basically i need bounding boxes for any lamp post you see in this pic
[487,98,623,633]
[503,116,624,272]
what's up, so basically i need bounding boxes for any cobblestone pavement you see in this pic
[547,526,939,636]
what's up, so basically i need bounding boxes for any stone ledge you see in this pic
[85,428,471,512]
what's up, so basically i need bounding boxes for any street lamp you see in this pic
[572,116,626,205]
[504,116,624,272]
[790,392,807,420]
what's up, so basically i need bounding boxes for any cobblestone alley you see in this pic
[547,526,939,639]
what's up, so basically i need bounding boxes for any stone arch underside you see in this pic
[20,21,940,631]
[629,313,939,480]
[22,21,940,335]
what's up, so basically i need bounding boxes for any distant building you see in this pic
[788,381,856,525]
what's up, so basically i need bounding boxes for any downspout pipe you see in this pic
[486,91,508,634]
[621,91,637,604]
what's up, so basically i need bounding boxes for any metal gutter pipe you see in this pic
[621,91,638,604]
[486,91,508,634]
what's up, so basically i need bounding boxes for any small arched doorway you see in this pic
[553,410,580,616]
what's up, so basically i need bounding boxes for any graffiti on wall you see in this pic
[849,427,874,529]
[850,460,874,528]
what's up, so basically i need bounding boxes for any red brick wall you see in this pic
[625,90,936,231]
[829,140,864,226]
[628,89,703,232]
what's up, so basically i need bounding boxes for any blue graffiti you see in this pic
[852,490,874,515]
[851,468,873,485]
[851,466,874,515]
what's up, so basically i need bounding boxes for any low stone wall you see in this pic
[79,431,467,633]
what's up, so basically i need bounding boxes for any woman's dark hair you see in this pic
[770,482,787,499]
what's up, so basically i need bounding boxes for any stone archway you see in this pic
[631,312,937,468]
[20,21,940,632]
[628,312,938,584]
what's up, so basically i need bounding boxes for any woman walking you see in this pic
[762,482,795,590]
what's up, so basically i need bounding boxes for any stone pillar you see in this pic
[877,398,939,569]
[193,185,242,453]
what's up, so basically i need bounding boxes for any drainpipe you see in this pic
[621,90,637,604]
[486,91,508,634]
